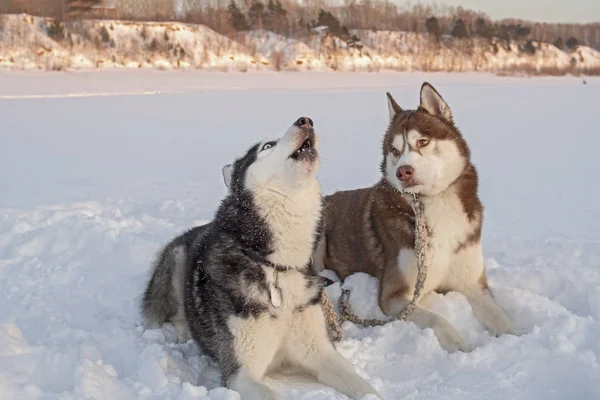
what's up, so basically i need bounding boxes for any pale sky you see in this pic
[411,0,600,23]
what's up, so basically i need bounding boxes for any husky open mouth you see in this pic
[290,130,317,162]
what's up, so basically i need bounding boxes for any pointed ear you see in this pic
[419,82,453,121]
[386,92,402,122]
[222,164,233,188]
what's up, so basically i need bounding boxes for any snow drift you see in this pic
[1,13,600,74]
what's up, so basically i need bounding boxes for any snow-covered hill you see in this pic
[1,13,599,74]
[0,14,268,71]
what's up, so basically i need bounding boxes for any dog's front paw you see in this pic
[360,393,383,400]
[346,379,382,400]
[171,320,192,343]
[444,337,474,353]
[265,390,284,400]
[354,385,383,400]
[433,324,472,353]
[486,314,519,337]
[233,385,283,400]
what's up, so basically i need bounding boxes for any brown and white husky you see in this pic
[314,82,517,352]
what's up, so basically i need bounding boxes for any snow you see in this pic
[2,14,600,75]
[242,30,325,70]
[1,70,600,399]
[0,14,268,72]
[573,46,600,69]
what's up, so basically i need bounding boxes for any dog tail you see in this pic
[141,224,211,329]
[141,241,185,328]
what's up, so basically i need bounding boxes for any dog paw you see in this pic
[172,321,192,343]
[175,330,192,343]
[486,316,519,338]
[346,379,382,400]
[266,391,284,400]
[354,385,383,400]
[360,393,383,400]
[234,385,283,400]
[488,326,519,338]
[243,390,283,400]
[446,339,474,353]
[433,325,472,353]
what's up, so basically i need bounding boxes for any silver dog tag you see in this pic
[270,284,282,308]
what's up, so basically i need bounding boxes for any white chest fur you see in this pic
[264,268,316,312]
[422,187,477,254]
[252,182,322,268]
[398,186,484,292]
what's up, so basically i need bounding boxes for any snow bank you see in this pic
[241,30,325,70]
[572,45,600,71]
[0,13,268,71]
[1,13,599,75]
[352,30,598,74]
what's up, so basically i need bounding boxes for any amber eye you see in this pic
[390,148,401,157]
[417,139,430,148]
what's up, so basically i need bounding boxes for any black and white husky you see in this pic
[142,118,381,400]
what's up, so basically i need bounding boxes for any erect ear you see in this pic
[221,163,233,188]
[386,92,402,122]
[419,82,453,121]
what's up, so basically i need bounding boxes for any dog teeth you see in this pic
[292,140,313,158]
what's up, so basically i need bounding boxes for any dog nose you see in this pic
[294,117,313,128]
[396,165,414,182]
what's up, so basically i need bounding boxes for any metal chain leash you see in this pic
[334,192,429,329]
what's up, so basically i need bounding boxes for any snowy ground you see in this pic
[1,70,600,400]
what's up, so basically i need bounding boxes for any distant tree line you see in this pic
[227,0,287,33]
[2,0,599,50]
[422,14,590,53]
[220,0,599,52]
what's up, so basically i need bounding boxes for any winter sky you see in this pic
[414,0,599,23]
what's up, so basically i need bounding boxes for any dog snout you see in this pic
[294,117,314,128]
[396,165,415,182]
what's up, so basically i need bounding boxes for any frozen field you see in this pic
[1,70,600,400]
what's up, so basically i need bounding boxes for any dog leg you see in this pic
[384,294,472,353]
[171,309,192,343]
[462,286,517,336]
[304,347,382,400]
[228,369,283,400]
[312,235,327,273]
[287,304,381,399]
[225,315,283,400]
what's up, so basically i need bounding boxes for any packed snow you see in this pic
[1,70,600,400]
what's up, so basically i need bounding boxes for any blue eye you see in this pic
[261,141,276,151]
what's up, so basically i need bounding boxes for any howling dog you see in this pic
[142,118,381,400]
[314,83,517,352]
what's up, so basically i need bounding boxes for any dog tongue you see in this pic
[320,277,335,287]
